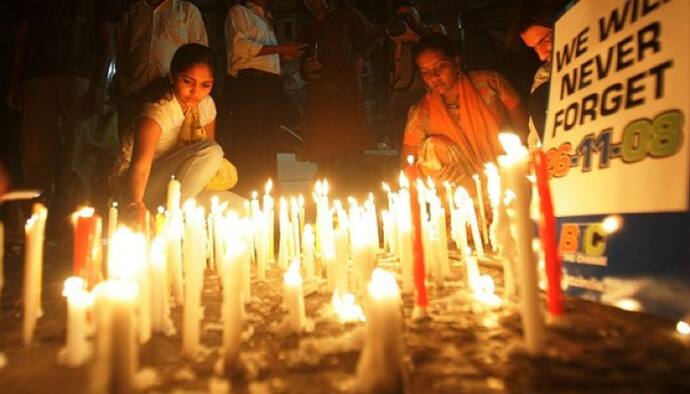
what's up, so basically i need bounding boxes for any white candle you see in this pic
[107,280,139,393]
[498,133,545,355]
[484,163,501,252]
[278,197,291,269]
[283,260,306,333]
[107,202,118,242]
[182,201,205,358]
[290,197,301,260]
[473,174,490,248]
[356,268,403,393]
[263,180,275,263]
[221,239,245,372]
[334,225,350,295]
[23,203,47,346]
[60,277,92,367]
[166,214,184,305]
[149,236,175,335]
[456,188,484,258]
[397,173,414,294]
[166,177,181,214]
[301,225,316,278]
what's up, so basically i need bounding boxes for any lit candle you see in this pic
[405,156,428,313]
[397,173,414,294]
[283,260,306,333]
[107,280,139,393]
[278,197,291,269]
[166,176,181,214]
[60,277,92,367]
[263,180,275,263]
[355,268,403,393]
[456,187,484,258]
[334,223,350,295]
[154,206,166,236]
[166,212,184,305]
[108,202,118,241]
[484,163,501,251]
[149,236,175,335]
[498,133,545,355]
[473,174,489,248]
[221,238,245,372]
[23,203,47,346]
[290,196,301,261]
[182,200,205,358]
[302,224,316,278]
[298,194,305,238]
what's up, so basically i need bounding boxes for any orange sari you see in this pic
[419,73,503,176]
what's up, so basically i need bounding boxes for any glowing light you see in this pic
[71,206,95,226]
[112,202,119,208]
[498,133,523,155]
[484,163,501,208]
[108,227,146,280]
[453,187,470,208]
[677,320,690,336]
[472,274,502,308]
[251,191,258,200]
[398,171,409,189]
[157,206,165,215]
[331,291,365,323]
[602,215,623,234]
[265,179,273,194]
[368,268,399,300]
[615,298,642,312]
[382,182,391,193]
[62,276,85,297]
[406,155,415,166]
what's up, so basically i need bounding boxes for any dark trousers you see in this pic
[230,69,284,196]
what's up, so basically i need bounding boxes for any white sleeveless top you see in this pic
[140,94,216,159]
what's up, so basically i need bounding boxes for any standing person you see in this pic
[301,0,383,182]
[401,33,528,186]
[517,8,557,149]
[7,0,115,233]
[119,44,224,216]
[227,0,307,195]
[387,0,446,149]
[115,0,208,142]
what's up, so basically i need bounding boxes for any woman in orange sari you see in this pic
[401,33,528,185]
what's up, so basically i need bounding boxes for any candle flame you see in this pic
[382,182,390,193]
[454,187,470,207]
[615,298,642,312]
[71,206,95,226]
[406,155,415,165]
[298,194,304,207]
[331,291,365,323]
[368,268,400,300]
[315,180,322,196]
[251,191,258,200]
[677,320,690,336]
[498,133,523,154]
[323,179,330,195]
[157,206,165,215]
[62,276,85,297]
[284,259,302,286]
[265,179,273,194]
[472,274,502,308]
[108,227,147,280]
[484,163,500,208]
[112,201,119,208]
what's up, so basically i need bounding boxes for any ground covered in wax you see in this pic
[1,245,690,394]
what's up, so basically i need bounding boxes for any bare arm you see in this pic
[127,117,162,206]
[204,119,216,142]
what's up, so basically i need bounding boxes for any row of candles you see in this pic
[8,133,565,392]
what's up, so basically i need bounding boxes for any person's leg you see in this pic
[143,140,223,208]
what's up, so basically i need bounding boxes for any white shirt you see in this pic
[141,94,217,159]
[117,0,208,97]
[226,2,280,77]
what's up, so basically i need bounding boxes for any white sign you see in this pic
[544,0,690,217]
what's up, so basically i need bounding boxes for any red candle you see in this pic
[532,150,564,316]
[405,159,428,309]
[73,208,98,278]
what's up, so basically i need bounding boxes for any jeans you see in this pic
[143,140,223,209]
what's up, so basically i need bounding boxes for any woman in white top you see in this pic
[125,43,223,215]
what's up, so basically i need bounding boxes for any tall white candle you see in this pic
[166,211,184,305]
[397,173,413,293]
[473,174,490,248]
[301,225,316,278]
[356,269,403,393]
[221,239,245,372]
[485,163,501,252]
[456,188,484,258]
[149,236,175,335]
[108,280,139,394]
[290,197,301,260]
[167,177,181,214]
[23,204,47,346]
[278,197,291,269]
[283,260,306,333]
[107,202,118,242]
[263,180,275,263]
[60,277,92,367]
[182,201,205,358]
[334,225,350,295]
[498,133,545,355]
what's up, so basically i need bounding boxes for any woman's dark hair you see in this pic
[412,32,459,63]
[142,43,215,103]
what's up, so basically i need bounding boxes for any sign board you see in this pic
[544,0,690,319]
